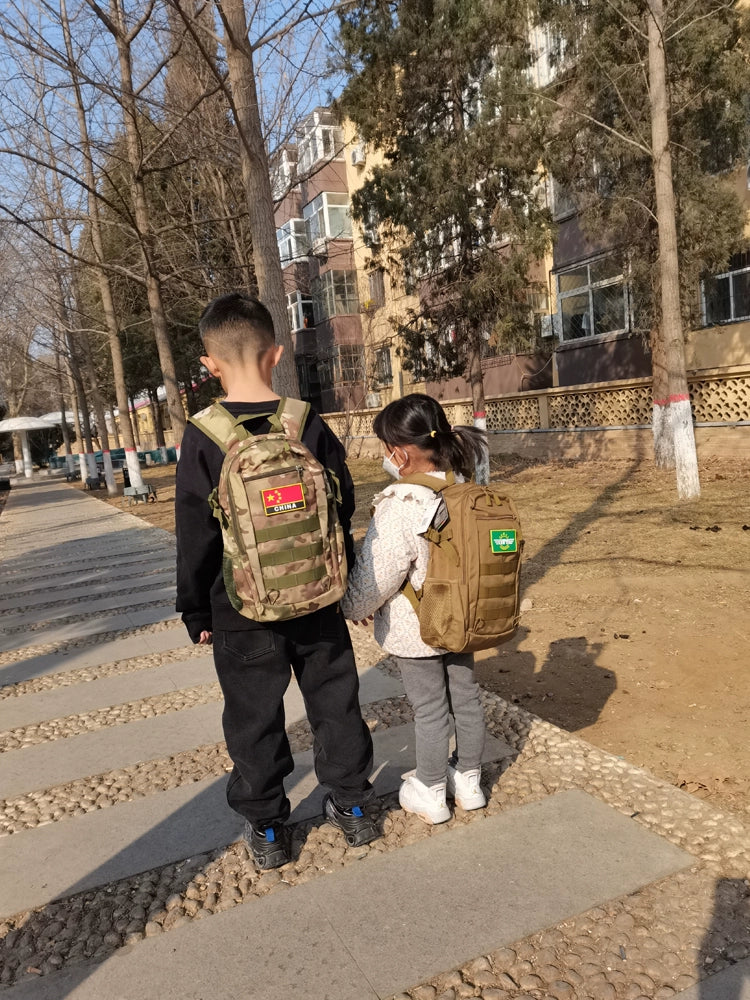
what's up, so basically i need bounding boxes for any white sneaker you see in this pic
[399,775,451,825]
[446,765,486,810]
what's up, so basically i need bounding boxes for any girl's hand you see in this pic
[353,616,374,627]
[198,630,213,645]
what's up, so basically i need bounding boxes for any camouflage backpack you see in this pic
[399,473,523,653]
[189,398,347,622]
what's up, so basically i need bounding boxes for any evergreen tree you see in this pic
[539,0,748,496]
[337,0,552,480]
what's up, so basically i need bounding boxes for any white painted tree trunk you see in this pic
[652,401,674,468]
[670,396,700,498]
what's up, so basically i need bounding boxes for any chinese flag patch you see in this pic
[261,482,306,516]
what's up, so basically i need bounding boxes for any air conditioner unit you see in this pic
[351,145,366,167]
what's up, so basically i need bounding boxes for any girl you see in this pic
[341,393,489,825]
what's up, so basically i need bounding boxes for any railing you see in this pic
[325,367,750,442]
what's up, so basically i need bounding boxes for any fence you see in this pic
[325,367,750,459]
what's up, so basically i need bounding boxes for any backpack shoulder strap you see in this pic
[399,470,455,493]
[276,397,311,440]
[188,403,238,455]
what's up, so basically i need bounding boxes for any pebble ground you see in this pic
[0,478,748,997]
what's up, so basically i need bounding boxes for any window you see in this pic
[286,291,314,332]
[374,345,393,385]
[311,270,360,323]
[276,219,309,265]
[303,193,352,247]
[298,123,345,174]
[367,269,386,310]
[555,256,629,340]
[702,251,750,325]
[334,345,365,385]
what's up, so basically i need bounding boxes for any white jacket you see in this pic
[341,475,449,658]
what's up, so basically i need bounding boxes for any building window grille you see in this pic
[367,269,386,309]
[334,344,365,385]
[702,251,750,326]
[374,345,393,385]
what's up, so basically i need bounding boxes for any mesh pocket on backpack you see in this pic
[418,580,467,652]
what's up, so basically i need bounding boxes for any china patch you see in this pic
[262,483,306,516]
[490,529,518,554]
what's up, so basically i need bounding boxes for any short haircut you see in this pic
[198,292,276,364]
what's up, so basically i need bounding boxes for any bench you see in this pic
[124,484,157,505]
[85,477,103,490]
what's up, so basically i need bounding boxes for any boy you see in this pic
[175,293,376,870]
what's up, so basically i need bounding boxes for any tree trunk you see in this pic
[67,334,97,479]
[110,3,187,449]
[647,0,699,499]
[467,333,490,485]
[649,323,674,468]
[217,0,298,397]
[60,0,145,492]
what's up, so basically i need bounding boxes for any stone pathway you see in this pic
[0,478,748,999]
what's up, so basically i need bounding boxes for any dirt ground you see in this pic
[73,455,750,820]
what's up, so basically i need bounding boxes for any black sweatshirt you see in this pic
[175,399,356,643]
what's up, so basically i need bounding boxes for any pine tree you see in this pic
[337,0,552,481]
[539,0,748,497]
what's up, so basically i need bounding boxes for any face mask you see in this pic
[382,449,404,479]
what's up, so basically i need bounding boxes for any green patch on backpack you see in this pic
[490,529,518,554]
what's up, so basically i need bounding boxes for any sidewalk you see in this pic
[0,478,748,999]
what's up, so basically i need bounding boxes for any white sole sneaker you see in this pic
[446,765,486,810]
[399,775,451,825]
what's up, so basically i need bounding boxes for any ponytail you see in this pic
[373,393,488,480]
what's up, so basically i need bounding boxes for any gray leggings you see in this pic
[395,652,485,787]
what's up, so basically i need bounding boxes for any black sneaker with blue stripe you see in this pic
[322,794,379,847]
[244,820,290,870]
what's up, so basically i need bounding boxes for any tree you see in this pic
[337,0,551,481]
[539,0,748,498]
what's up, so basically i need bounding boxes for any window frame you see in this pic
[286,290,314,333]
[555,256,630,342]
[311,270,360,323]
[701,252,750,326]
[276,219,309,266]
[303,192,352,247]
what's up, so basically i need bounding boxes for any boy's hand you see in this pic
[198,631,213,645]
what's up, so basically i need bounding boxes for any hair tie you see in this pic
[429,429,437,438]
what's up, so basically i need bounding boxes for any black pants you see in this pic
[212,605,374,827]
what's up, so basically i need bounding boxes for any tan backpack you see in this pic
[400,473,523,653]
[189,398,347,622]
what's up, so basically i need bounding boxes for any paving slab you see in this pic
[0,702,224,799]
[0,551,175,600]
[0,663,404,797]
[0,789,694,1000]
[1,586,176,629]
[0,569,176,613]
[0,725,509,917]
[0,627,199,690]
[675,959,750,999]
[0,606,180,654]
[0,657,216,730]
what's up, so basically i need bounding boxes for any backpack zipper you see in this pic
[241,465,304,483]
